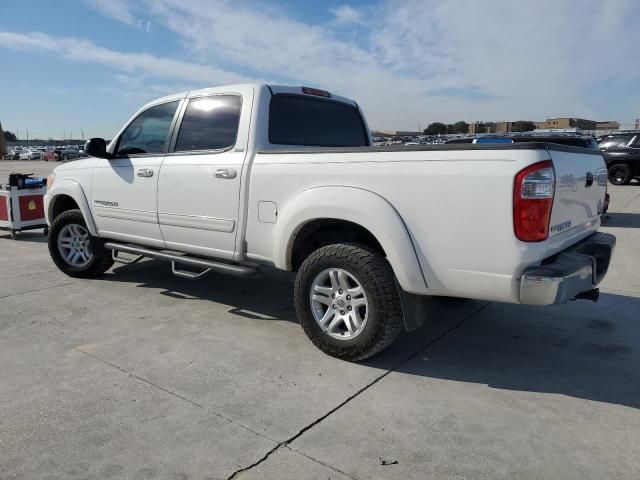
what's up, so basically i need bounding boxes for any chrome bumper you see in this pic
[520,232,616,305]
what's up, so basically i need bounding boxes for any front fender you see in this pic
[45,179,98,235]
[274,186,428,295]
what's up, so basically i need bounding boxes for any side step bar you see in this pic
[104,242,259,278]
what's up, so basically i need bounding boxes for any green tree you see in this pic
[454,121,469,134]
[3,130,17,142]
[424,122,448,135]
[446,121,469,134]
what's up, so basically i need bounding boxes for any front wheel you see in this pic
[294,244,403,361]
[48,209,114,278]
[608,164,631,185]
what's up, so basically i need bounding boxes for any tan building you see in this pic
[472,118,621,133]
[470,121,536,134]
[469,121,497,135]
[596,121,620,130]
[538,118,597,130]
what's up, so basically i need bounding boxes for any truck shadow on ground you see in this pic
[370,291,640,410]
[601,212,640,228]
[106,259,300,323]
[101,261,640,410]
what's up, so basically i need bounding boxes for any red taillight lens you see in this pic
[513,160,555,242]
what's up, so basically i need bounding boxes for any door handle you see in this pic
[137,168,154,178]
[215,168,237,179]
[585,171,593,187]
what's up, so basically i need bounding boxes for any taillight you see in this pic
[513,160,555,242]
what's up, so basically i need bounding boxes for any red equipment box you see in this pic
[0,186,48,239]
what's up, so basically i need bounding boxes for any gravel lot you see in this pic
[1,160,639,479]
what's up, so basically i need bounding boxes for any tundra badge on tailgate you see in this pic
[550,220,572,234]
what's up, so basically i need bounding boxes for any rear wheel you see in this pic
[294,243,403,361]
[608,164,631,185]
[48,209,113,278]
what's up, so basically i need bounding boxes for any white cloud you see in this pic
[138,0,640,127]
[86,0,152,32]
[330,5,364,25]
[86,0,137,26]
[3,0,640,130]
[0,31,251,86]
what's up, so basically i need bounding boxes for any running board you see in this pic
[104,242,259,278]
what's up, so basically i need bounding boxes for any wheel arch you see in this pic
[46,179,98,235]
[274,186,428,295]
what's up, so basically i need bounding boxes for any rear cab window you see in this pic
[269,94,369,147]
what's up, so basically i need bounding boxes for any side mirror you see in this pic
[85,138,111,159]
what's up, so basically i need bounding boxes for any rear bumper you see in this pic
[520,232,616,305]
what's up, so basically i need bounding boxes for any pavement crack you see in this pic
[0,281,76,299]
[285,446,362,480]
[227,443,285,480]
[225,301,491,479]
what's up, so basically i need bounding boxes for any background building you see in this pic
[469,117,621,135]
[596,121,621,130]
[538,118,596,130]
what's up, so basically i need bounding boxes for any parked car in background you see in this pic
[43,150,57,161]
[45,83,614,360]
[19,149,43,160]
[6,149,21,160]
[597,133,640,185]
[54,147,81,162]
[446,133,599,149]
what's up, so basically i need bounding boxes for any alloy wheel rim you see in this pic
[57,223,93,267]
[611,168,625,183]
[310,268,368,340]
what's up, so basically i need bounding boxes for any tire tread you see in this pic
[48,209,114,278]
[294,243,403,361]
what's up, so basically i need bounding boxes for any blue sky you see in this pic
[1,0,639,139]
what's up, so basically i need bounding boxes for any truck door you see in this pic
[92,100,181,247]
[157,87,252,260]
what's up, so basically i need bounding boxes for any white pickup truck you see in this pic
[45,84,615,360]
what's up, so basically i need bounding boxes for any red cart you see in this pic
[0,185,48,239]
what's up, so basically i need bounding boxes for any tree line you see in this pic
[3,130,18,142]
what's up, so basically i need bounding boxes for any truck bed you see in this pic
[248,142,607,303]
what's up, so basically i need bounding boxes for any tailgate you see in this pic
[548,148,607,240]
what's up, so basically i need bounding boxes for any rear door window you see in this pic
[599,135,632,149]
[269,94,369,147]
[174,95,242,152]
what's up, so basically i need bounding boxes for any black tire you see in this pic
[294,243,403,361]
[608,164,631,185]
[48,209,114,278]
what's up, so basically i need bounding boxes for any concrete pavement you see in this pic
[1,160,639,479]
